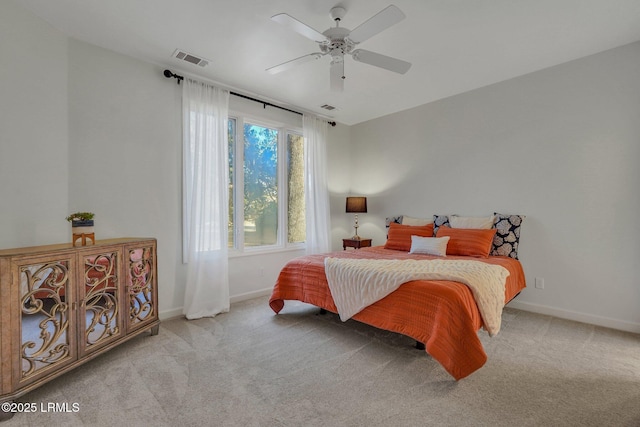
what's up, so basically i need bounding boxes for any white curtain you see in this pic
[303,114,332,254]
[182,78,230,319]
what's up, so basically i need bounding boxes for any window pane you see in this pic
[287,133,305,243]
[228,118,236,248]
[243,123,278,246]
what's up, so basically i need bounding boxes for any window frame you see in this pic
[228,111,305,256]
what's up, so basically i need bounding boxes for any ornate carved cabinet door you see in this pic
[77,247,124,357]
[12,253,78,389]
[0,238,159,405]
[124,241,158,334]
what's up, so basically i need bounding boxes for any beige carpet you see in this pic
[4,296,640,427]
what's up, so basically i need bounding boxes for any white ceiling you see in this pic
[18,0,640,125]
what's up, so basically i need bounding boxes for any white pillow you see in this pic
[449,215,495,229]
[409,235,450,256]
[402,215,433,226]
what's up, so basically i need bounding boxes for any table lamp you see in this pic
[346,196,367,240]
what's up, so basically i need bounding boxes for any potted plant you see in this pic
[66,212,95,227]
[67,212,96,245]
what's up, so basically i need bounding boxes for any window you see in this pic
[228,115,305,251]
[243,123,278,246]
[287,133,305,243]
[228,119,236,247]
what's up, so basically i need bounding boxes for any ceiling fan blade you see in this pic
[348,5,405,44]
[351,49,411,74]
[271,13,327,43]
[266,52,324,74]
[330,57,344,92]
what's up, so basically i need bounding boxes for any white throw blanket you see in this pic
[324,258,510,336]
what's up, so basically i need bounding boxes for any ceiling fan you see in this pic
[266,4,412,92]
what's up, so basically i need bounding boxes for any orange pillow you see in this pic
[435,226,497,258]
[385,222,435,251]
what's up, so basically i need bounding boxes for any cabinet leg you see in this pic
[150,324,160,336]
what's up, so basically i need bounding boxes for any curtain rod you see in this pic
[164,69,336,127]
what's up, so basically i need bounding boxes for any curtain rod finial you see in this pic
[164,69,184,85]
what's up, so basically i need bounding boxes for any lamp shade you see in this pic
[346,197,367,213]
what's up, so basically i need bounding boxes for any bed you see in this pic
[269,214,526,380]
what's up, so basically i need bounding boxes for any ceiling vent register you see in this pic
[172,49,209,67]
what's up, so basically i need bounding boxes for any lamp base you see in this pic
[351,225,361,240]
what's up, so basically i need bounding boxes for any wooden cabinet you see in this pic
[0,238,158,408]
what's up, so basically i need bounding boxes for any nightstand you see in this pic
[342,238,372,250]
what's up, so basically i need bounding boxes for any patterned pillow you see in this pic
[432,215,451,236]
[385,216,403,229]
[385,216,403,238]
[491,213,525,259]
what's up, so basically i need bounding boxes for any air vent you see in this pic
[320,104,337,111]
[172,49,210,67]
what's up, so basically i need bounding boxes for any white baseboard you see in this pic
[507,300,640,334]
[159,307,183,321]
[229,287,273,304]
[160,288,273,321]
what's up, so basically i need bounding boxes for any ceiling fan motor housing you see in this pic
[322,27,353,56]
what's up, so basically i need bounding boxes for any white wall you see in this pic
[350,42,640,333]
[326,123,354,250]
[67,38,186,317]
[0,1,69,247]
[1,1,351,318]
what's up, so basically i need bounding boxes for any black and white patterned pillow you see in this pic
[385,216,403,237]
[385,216,403,229]
[491,213,525,259]
[432,215,450,236]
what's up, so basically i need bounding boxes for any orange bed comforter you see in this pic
[269,246,526,380]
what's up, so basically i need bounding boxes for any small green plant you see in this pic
[65,212,95,222]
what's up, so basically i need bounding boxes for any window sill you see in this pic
[228,245,306,259]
